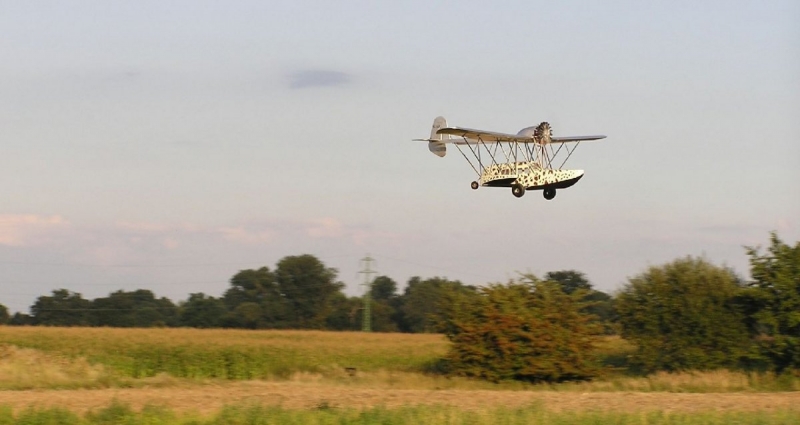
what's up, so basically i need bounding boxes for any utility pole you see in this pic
[359,254,376,332]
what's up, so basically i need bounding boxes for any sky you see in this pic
[1,1,798,314]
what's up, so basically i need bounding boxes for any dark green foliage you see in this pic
[546,270,617,334]
[90,289,178,327]
[275,255,344,329]
[31,289,92,326]
[219,256,345,329]
[371,275,398,301]
[222,267,280,310]
[0,303,8,324]
[369,299,399,332]
[438,276,601,383]
[546,270,592,294]
[582,290,617,334]
[224,302,265,329]
[362,276,401,332]
[221,267,288,328]
[8,312,32,326]
[324,293,362,330]
[615,257,751,372]
[739,233,800,372]
[179,293,226,328]
[395,277,473,333]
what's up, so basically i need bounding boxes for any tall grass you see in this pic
[0,402,797,425]
[0,344,121,390]
[1,327,798,392]
[0,327,447,379]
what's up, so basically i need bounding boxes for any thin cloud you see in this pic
[0,214,68,246]
[306,217,345,238]
[288,69,351,89]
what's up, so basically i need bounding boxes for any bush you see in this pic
[615,257,751,372]
[740,233,800,372]
[437,276,601,383]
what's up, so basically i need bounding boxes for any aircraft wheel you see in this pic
[470,181,479,190]
[512,184,525,198]
[543,188,556,200]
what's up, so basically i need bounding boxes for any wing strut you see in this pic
[558,142,581,169]
[453,141,481,177]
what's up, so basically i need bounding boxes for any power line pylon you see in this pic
[359,255,376,332]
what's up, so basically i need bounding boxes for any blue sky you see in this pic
[1,1,798,313]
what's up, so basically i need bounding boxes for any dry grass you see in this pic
[550,369,800,393]
[0,344,117,390]
[1,380,800,416]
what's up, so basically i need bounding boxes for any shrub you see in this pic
[615,257,751,372]
[437,276,601,383]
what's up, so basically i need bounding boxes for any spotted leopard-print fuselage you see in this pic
[480,162,584,190]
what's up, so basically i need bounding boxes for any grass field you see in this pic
[1,402,798,425]
[1,326,798,392]
[0,326,446,381]
[2,326,800,424]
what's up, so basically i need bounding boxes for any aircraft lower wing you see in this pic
[550,135,607,143]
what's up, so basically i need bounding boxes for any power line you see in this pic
[373,253,498,282]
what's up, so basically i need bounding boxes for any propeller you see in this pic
[534,122,552,144]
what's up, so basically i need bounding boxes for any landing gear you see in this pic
[512,184,525,198]
[470,181,479,190]
[543,188,556,200]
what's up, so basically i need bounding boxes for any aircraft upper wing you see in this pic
[436,127,533,143]
[437,127,606,144]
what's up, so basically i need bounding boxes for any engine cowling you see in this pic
[534,122,552,144]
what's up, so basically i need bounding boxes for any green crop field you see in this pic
[0,326,447,381]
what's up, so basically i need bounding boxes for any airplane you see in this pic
[414,117,606,199]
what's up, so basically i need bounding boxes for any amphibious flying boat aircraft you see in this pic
[414,117,606,199]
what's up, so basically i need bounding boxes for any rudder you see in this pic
[428,116,447,157]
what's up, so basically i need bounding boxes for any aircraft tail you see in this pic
[427,116,447,157]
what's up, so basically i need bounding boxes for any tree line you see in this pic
[0,254,613,333]
[1,233,798,379]
[436,233,799,381]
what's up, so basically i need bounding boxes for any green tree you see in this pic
[396,277,474,333]
[739,233,800,371]
[31,289,92,326]
[179,293,226,328]
[438,276,601,383]
[545,270,592,294]
[222,267,287,328]
[9,312,32,326]
[615,257,751,372]
[224,302,263,329]
[362,276,400,332]
[546,270,616,334]
[222,267,278,308]
[369,300,399,332]
[0,303,9,324]
[371,276,398,301]
[91,290,177,327]
[325,293,362,331]
[275,254,344,328]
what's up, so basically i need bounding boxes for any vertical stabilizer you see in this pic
[428,116,447,157]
